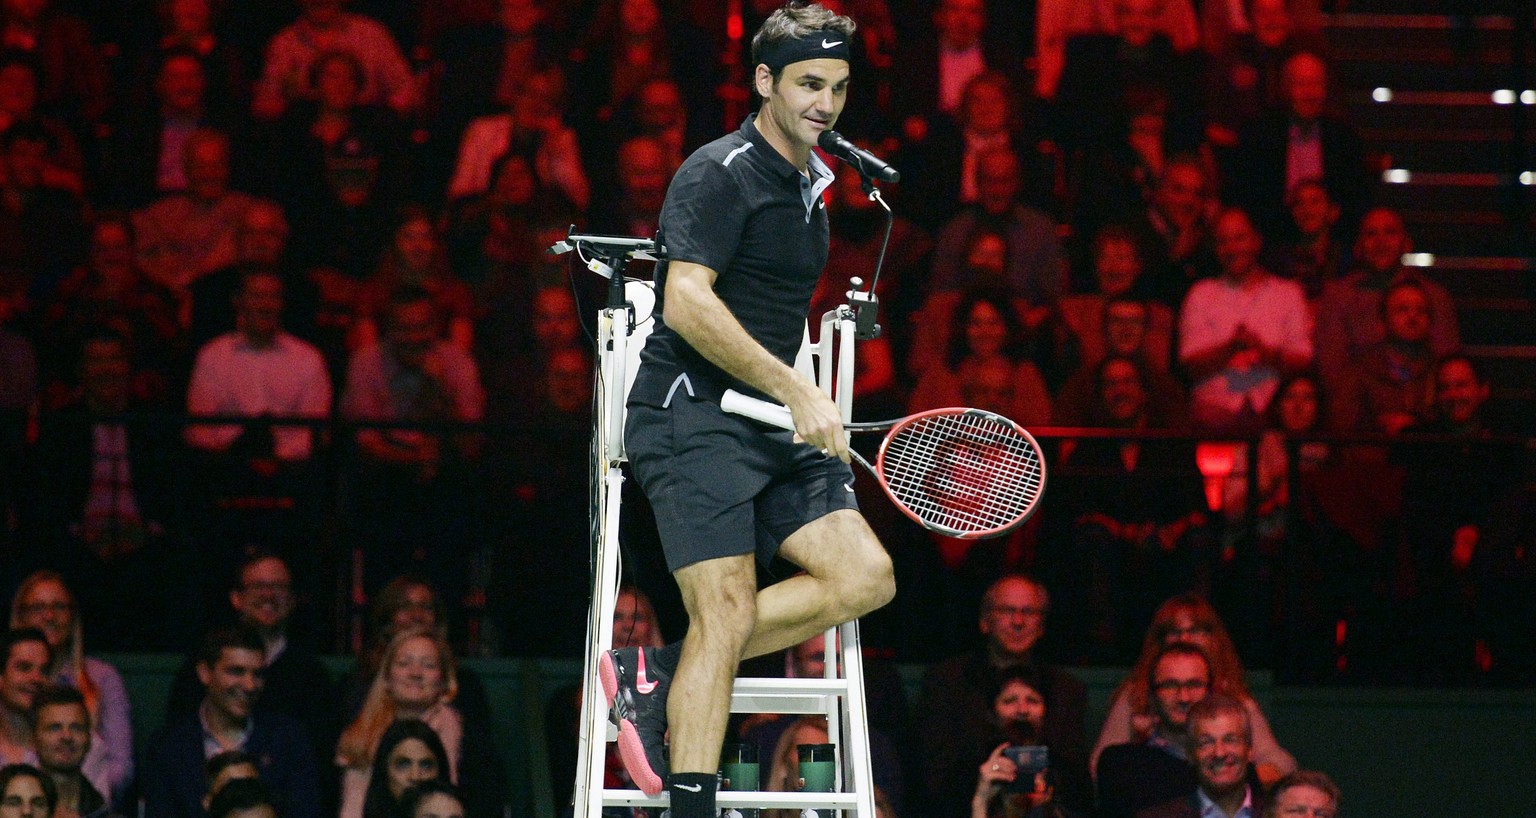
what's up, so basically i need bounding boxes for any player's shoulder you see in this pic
[680,128,762,178]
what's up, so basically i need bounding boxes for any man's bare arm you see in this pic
[664,260,850,462]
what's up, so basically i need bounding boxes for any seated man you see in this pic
[32,685,115,818]
[0,628,50,765]
[142,627,319,818]
[1054,297,1186,427]
[206,778,280,818]
[1096,642,1210,818]
[1329,279,1437,435]
[1136,693,1266,818]
[1267,770,1341,818]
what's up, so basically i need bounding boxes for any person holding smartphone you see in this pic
[971,668,1083,818]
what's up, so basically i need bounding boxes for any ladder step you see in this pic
[602,789,861,809]
[731,676,851,714]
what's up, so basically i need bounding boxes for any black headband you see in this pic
[758,29,851,72]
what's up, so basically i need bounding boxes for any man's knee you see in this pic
[844,542,896,616]
[677,556,759,640]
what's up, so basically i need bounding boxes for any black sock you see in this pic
[667,772,717,818]
[655,639,685,675]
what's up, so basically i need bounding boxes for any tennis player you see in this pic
[599,3,895,816]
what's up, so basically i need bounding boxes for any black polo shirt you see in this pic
[630,113,835,405]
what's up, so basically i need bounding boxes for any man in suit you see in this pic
[1227,51,1368,243]
[1137,693,1265,818]
[142,627,320,818]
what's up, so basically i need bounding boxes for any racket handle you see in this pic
[721,389,796,431]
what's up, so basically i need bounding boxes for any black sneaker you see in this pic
[599,645,670,796]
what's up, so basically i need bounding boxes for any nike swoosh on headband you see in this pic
[821,39,843,48]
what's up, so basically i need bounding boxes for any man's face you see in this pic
[1150,653,1209,729]
[1288,183,1338,238]
[168,0,212,35]
[1435,360,1488,425]
[33,702,90,772]
[391,585,436,631]
[1100,359,1147,425]
[1094,238,1141,296]
[157,55,206,114]
[544,347,591,413]
[230,557,294,631]
[1116,0,1161,48]
[1273,785,1337,818]
[935,0,984,50]
[1284,53,1329,121]
[196,647,265,722]
[1356,209,1408,274]
[755,59,847,155]
[611,591,654,650]
[237,206,288,264]
[15,579,72,650]
[236,274,284,341]
[975,151,1021,215]
[618,0,660,35]
[618,141,671,216]
[89,221,135,282]
[1192,712,1251,795]
[184,137,230,201]
[1103,302,1149,357]
[960,80,1009,136]
[1383,286,1430,344]
[635,81,684,132]
[387,300,438,368]
[532,287,579,350]
[1155,165,1205,228]
[1250,0,1293,47]
[979,578,1047,657]
[0,640,49,714]
[395,218,437,271]
[791,636,829,679]
[1214,211,1261,279]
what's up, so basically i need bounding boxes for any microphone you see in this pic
[817,129,900,183]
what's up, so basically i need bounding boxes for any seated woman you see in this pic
[908,287,1051,429]
[1089,594,1295,779]
[8,571,133,805]
[971,667,1085,818]
[336,628,505,818]
[0,764,56,818]
[353,206,476,354]
[360,720,451,818]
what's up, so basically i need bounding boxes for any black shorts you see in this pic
[625,387,859,572]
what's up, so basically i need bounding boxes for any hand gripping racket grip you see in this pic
[721,389,796,431]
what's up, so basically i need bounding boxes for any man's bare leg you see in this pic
[667,509,894,774]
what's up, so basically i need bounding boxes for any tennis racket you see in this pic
[721,389,1047,539]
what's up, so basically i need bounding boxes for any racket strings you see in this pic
[880,412,1044,534]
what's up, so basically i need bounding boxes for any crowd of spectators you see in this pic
[0,0,1529,762]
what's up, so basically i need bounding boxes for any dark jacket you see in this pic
[142,709,321,818]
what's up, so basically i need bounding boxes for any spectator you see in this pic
[38,214,181,399]
[335,629,504,818]
[1058,225,1176,374]
[128,0,251,118]
[188,200,320,353]
[968,666,1086,818]
[355,207,474,353]
[184,267,331,462]
[1178,208,1311,432]
[445,67,589,211]
[1126,155,1218,308]
[762,716,831,818]
[0,120,87,298]
[201,751,259,811]
[433,0,566,138]
[0,629,49,765]
[1263,770,1339,818]
[1053,300,1186,427]
[0,0,109,126]
[591,77,708,190]
[131,128,258,294]
[205,778,278,818]
[1312,207,1458,394]
[1134,694,1267,818]
[1203,0,1327,149]
[0,279,29,526]
[252,0,418,119]
[588,135,674,239]
[1093,642,1208,818]
[27,332,189,651]
[890,0,1025,137]
[1035,0,1200,100]
[1053,0,1204,154]
[259,49,409,278]
[1091,595,1294,777]
[1330,279,1437,436]
[30,685,115,818]
[1052,358,1207,660]
[1072,85,1183,244]
[108,48,245,210]
[567,0,716,134]
[908,287,1052,430]
[8,573,132,805]
[1270,178,1345,302]
[919,575,1089,818]
[0,51,84,195]
[1227,51,1368,242]
[0,764,55,818]
[142,627,320,818]
[346,719,448,818]
[164,553,340,792]
[391,782,462,818]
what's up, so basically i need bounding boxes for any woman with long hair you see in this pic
[360,720,450,818]
[908,286,1052,429]
[971,668,1081,818]
[1089,594,1294,777]
[0,764,55,818]
[7,572,132,804]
